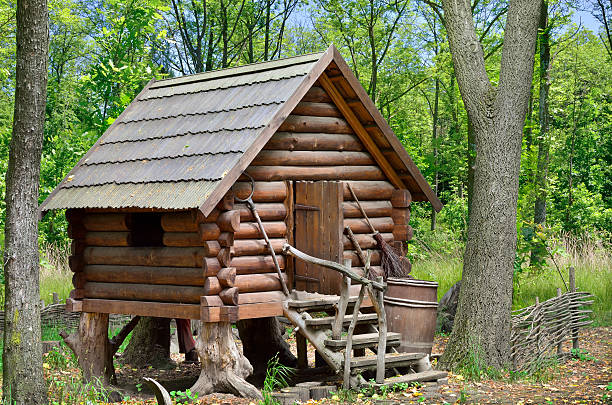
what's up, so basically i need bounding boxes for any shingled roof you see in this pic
[40,45,442,216]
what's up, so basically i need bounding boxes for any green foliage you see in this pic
[260,354,294,405]
[47,375,112,405]
[570,348,597,362]
[169,388,199,404]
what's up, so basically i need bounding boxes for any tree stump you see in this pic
[237,317,297,380]
[61,312,114,383]
[61,313,140,384]
[190,321,262,399]
[122,317,173,369]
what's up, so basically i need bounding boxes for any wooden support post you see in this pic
[332,265,351,340]
[296,333,308,369]
[190,322,261,399]
[556,287,563,356]
[375,276,387,384]
[569,267,579,350]
[344,284,366,389]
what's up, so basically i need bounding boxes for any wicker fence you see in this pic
[510,267,593,372]
[0,302,131,334]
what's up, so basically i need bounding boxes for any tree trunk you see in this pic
[431,77,440,231]
[531,0,550,264]
[190,322,262,399]
[60,314,139,385]
[61,313,114,383]
[2,0,48,402]
[237,317,297,381]
[438,0,541,370]
[122,317,173,369]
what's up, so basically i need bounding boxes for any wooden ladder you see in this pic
[282,244,446,389]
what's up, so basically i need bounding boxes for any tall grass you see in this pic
[410,233,612,326]
[39,242,72,305]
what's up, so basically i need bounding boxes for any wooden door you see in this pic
[294,181,344,295]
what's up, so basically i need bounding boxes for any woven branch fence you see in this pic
[510,268,593,372]
[0,302,131,334]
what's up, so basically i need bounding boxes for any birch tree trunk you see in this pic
[438,0,541,370]
[2,0,48,403]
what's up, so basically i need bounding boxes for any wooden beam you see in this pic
[318,73,405,190]
[82,298,200,319]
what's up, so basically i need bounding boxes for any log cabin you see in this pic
[40,45,443,390]
[40,44,441,323]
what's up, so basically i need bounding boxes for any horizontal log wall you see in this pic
[249,93,400,278]
[68,86,419,317]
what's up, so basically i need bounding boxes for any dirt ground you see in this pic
[43,326,611,404]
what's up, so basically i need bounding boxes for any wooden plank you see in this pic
[65,298,83,312]
[366,370,448,388]
[318,73,405,190]
[325,332,401,347]
[203,290,285,307]
[294,181,344,294]
[82,298,200,319]
[305,313,378,327]
[342,352,426,369]
[237,302,283,320]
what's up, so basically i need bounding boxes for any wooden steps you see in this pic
[342,352,427,369]
[287,294,363,312]
[284,288,435,390]
[365,370,448,388]
[305,313,378,327]
[325,332,401,351]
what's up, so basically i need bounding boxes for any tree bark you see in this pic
[431,76,440,231]
[61,313,114,383]
[438,0,541,370]
[237,317,297,380]
[122,317,174,369]
[60,314,139,385]
[190,322,262,399]
[2,0,48,402]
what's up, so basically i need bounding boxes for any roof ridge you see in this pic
[150,52,324,90]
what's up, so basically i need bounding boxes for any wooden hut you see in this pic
[40,45,443,392]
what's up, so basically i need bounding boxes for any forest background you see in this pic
[0,0,610,323]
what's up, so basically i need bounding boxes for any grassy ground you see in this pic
[411,237,612,326]
[39,242,72,305]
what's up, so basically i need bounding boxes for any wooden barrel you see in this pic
[384,278,438,355]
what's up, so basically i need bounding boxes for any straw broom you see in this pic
[346,183,411,280]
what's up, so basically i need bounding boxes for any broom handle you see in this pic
[347,183,377,234]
